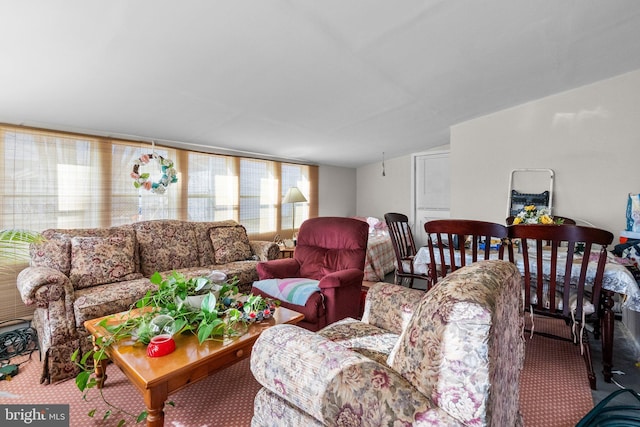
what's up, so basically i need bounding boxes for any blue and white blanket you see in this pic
[253,278,321,305]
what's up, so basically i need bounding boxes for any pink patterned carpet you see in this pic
[1,317,594,427]
[0,356,260,426]
[519,318,595,426]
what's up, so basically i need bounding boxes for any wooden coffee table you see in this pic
[85,307,304,427]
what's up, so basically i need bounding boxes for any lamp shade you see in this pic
[282,187,307,204]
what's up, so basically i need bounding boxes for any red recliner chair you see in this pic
[251,216,369,331]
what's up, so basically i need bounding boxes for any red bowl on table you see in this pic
[147,334,176,357]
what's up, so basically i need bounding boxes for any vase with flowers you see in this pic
[512,205,564,225]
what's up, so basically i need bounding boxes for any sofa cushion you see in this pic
[361,283,425,335]
[210,225,253,264]
[318,317,399,366]
[31,226,142,277]
[191,220,241,266]
[134,220,199,276]
[69,232,142,289]
[29,231,72,275]
[73,277,158,331]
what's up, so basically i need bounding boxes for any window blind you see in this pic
[0,123,317,322]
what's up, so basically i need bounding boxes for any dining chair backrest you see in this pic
[508,224,613,321]
[424,219,512,284]
[384,212,428,288]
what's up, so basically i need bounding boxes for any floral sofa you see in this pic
[17,219,279,383]
[250,260,525,426]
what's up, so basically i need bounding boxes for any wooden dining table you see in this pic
[413,246,640,311]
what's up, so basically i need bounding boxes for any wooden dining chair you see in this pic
[384,212,430,289]
[424,219,513,284]
[508,224,614,390]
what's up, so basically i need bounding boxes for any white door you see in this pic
[412,150,450,247]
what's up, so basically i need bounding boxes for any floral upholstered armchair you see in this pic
[250,260,525,426]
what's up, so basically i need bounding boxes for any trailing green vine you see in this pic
[71,271,279,425]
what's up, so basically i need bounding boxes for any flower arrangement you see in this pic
[131,153,178,194]
[512,205,564,225]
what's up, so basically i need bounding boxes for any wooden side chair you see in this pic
[424,219,513,284]
[384,212,430,289]
[508,223,614,389]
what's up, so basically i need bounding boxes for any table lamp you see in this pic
[283,186,307,239]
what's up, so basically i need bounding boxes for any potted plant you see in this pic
[150,270,228,312]
[0,229,43,273]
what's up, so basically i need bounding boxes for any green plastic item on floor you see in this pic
[0,364,18,380]
[576,388,640,426]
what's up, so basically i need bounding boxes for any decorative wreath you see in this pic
[131,153,178,194]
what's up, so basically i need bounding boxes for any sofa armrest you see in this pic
[16,266,73,308]
[256,258,301,279]
[251,324,438,425]
[317,268,363,289]
[249,240,280,261]
[361,282,425,335]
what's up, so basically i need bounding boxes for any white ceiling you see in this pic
[3,1,640,168]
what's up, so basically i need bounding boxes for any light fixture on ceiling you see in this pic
[283,186,308,239]
[382,152,386,177]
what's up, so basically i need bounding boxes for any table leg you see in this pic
[601,289,615,383]
[144,385,168,427]
[94,359,108,388]
[91,338,108,388]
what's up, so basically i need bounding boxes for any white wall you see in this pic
[451,68,640,346]
[318,164,357,217]
[451,68,640,236]
[356,154,412,220]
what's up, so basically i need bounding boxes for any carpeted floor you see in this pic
[1,317,595,427]
[0,355,261,427]
[519,316,595,426]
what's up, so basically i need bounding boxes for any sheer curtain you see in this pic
[0,124,317,322]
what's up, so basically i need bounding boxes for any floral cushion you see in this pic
[29,231,72,275]
[318,318,398,365]
[134,220,199,276]
[69,232,142,289]
[210,225,253,264]
[361,282,425,335]
[191,220,240,265]
[73,277,157,331]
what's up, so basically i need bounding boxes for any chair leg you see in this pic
[601,290,615,383]
[580,325,597,390]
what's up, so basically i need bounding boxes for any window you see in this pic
[0,124,317,321]
[188,152,239,222]
[281,163,311,237]
[240,159,278,235]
